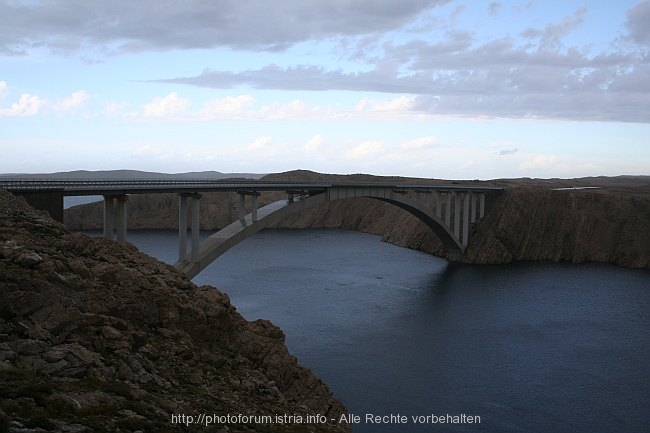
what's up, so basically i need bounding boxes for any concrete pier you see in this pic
[191,194,201,262]
[178,193,201,262]
[471,193,477,224]
[178,194,189,261]
[103,195,128,241]
[462,193,470,247]
[115,196,128,242]
[252,193,258,222]
[103,196,114,239]
[445,192,452,226]
[454,192,461,239]
[238,191,261,224]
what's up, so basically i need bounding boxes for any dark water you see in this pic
[121,229,650,433]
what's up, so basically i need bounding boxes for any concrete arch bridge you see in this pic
[1,179,502,279]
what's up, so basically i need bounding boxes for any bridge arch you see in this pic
[175,187,464,279]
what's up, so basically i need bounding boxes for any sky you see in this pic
[1,0,649,179]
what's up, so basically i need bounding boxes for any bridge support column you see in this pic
[239,194,246,222]
[191,194,201,262]
[471,193,477,223]
[445,192,452,226]
[178,194,189,261]
[480,193,485,218]
[462,193,470,247]
[115,195,128,242]
[238,191,260,224]
[178,193,201,262]
[252,194,258,222]
[454,192,461,239]
[103,196,115,239]
[435,192,441,219]
[103,195,128,241]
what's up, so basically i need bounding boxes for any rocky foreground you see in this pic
[0,189,349,433]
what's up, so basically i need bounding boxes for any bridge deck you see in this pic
[0,179,502,196]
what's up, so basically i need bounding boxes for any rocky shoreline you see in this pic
[0,189,350,433]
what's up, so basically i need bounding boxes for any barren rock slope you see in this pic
[0,189,348,433]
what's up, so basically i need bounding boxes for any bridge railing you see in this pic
[0,179,334,194]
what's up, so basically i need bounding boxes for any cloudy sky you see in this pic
[1,0,649,179]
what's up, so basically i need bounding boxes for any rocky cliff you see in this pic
[0,189,349,433]
[463,186,650,267]
[272,177,650,269]
[63,172,650,269]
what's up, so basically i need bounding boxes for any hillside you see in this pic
[0,189,349,433]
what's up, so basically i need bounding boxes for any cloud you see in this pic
[0,81,7,101]
[247,136,272,150]
[401,136,438,150]
[150,3,649,123]
[256,99,323,120]
[487,2,501,16]
[161,64,433,94]
[626,0,650,45]
[158,37,650,123]
[0,0,449,54]
[1,83,88,117]
[131,92,423,122]
[305,134,324,153]
[520,5,587,50]
[0,92,45,117]
[0,81,45,116]
[198,95,254,119]
[104,101,129,116]
[133,145,165,157]
[461,160,475,169]
[7,2,647,124]
[54,90,90,113]
[496,148,519,156]
[355,95,416,112]
[346,140,384,159]
[143,92,190,118]
[519,154,559,171]
[131,93,332,121]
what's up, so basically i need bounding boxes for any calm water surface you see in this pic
[121,229,650,433]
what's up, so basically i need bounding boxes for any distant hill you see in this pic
[0,169,266,180]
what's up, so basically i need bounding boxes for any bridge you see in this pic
[1,179,502,278]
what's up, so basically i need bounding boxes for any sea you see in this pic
[84,227,650,433]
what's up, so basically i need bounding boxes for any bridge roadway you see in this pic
[1,179,502,278]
